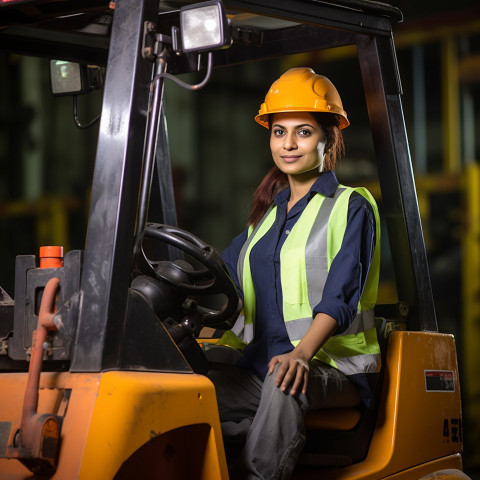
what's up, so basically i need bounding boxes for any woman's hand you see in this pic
[267,312,338,396]
[267,350,310,396]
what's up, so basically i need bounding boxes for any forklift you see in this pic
[0,0,469,478]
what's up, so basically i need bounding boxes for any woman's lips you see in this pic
[281,155,301,163]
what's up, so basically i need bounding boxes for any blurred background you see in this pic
[0,0,479,475]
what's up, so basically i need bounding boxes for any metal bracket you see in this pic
[142,21,175,61]
[142,21,157,61]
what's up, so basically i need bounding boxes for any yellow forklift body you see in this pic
[0,331,462,480]
[314,330,463,480]
[0,371,228,479]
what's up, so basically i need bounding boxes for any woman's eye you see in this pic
[298,129,311,136]
[273,129,284,137]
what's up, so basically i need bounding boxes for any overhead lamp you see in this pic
[177,1,230,54]
[49,60,102,96]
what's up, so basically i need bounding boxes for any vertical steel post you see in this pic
[71,0,159,371]
[357,34,438,331]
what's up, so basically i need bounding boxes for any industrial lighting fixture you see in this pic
[50,60,84,96]
[49,60,102,96]
[177,1,230,53]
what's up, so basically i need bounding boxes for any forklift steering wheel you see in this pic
[139,223,240,327]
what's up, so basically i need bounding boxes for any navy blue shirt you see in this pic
[222,170,376,381]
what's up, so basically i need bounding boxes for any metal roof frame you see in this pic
[0,0,437,372]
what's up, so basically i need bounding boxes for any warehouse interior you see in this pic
[0,0,479,475]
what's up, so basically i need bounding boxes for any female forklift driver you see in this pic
[208,67,381,480]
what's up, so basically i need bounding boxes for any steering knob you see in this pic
[164,313,200,344]
[181,314,200,335]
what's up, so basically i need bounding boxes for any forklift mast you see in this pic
[76,0,437,374]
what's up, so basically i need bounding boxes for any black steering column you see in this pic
[131,223,241,373]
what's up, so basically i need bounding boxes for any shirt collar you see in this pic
[274,170,339,207]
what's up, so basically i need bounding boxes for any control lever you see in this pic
[8,277,62,475]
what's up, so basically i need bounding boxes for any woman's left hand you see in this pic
[267,350,310,396]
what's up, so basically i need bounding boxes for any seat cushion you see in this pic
[304,407,362,431]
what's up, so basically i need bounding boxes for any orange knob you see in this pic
[39,246,64,269]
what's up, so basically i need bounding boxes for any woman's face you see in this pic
[270,112,326,178]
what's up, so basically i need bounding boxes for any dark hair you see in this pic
[247,113,345,227]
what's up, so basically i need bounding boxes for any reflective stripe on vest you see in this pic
[220,185,381,377]
[231,205,277,344]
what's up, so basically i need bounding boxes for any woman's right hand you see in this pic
[268,312,338,396]
[267,350,310,396]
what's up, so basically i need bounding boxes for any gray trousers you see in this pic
[206,346,360,480]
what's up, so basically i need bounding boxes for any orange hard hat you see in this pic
[254,67,349,129]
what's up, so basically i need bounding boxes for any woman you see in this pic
[208,67,381,480]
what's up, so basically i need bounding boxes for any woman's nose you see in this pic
[283,132,297,150]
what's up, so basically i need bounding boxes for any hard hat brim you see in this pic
[254,108,349,130]
[254,68,350,130]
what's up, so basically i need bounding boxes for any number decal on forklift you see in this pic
[443,418,463,442]
[425,370,455,392]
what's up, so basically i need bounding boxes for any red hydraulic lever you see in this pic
[10,277,63,475]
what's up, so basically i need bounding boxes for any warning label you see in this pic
[425,370,455,392]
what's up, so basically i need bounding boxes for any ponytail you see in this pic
[247,166,288,227]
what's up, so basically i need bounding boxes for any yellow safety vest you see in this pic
[219,185,381,378]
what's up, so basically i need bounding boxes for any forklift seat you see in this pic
[298,316,388,467]
[304,407,362,431]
